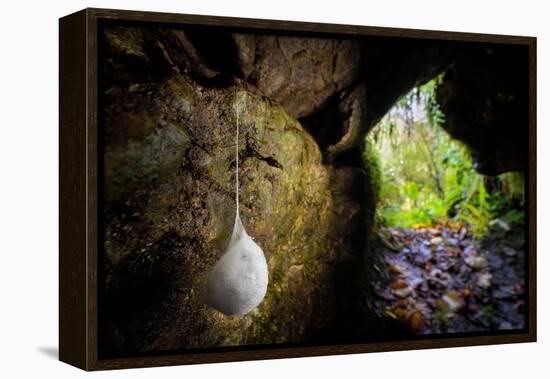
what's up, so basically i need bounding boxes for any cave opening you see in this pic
[361,75,527,335]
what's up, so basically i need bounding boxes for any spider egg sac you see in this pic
[206,216,268,315]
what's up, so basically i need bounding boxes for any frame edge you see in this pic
[59,8,89,371]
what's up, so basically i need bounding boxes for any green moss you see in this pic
[362,139,382,241]
[104,54,348,350]
[104,26,148,60]
[104,123,189,203]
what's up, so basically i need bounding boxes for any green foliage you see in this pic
[365,76,524,236]
[363,140,382,207]
[501,209,525,226]
[434,310,451,331]
[480,305,495,325]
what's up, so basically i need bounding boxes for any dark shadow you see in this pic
[37,346,58,359]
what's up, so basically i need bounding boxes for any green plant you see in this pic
[364,76,525,235]
[456,176,492,236]
[480,305,495,325]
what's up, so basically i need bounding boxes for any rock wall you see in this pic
[101,26,364,354]
[436,44,529,175]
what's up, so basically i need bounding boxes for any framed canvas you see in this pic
[59,8,536,371]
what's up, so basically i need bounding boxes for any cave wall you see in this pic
[100,25,529,354]
[436,44,529,175]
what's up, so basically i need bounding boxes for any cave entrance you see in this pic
[363,75,526,335]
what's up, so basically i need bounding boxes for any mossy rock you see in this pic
[102,68,358,353]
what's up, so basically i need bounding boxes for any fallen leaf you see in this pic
[465,255,488,270]
[393,308,409,320]
[397,299,407,307]
[393,287,413,298]
[409,311,424,333]
[376,288,394,301]
[459,226,468,240]
[392,279,408,289]
[502,246,517,257]
[444,246,461,255]
[441,290,465,313]
[408,276,424,288]
[463,245,478,256]
[388,264,406,276]
[476,272,493,289]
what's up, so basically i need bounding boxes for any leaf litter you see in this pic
[372,223,526,334]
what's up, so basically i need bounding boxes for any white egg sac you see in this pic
[206,217,268,315]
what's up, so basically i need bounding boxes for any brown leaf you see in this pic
[442,290,465,313]
[444,246,461,255]
[392,279,408,289]
[388,264,406,276]
[409,311,424,333]
[393,307,409,320]
[430,229,442,237]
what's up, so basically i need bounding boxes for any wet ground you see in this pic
[372,223,526,334]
